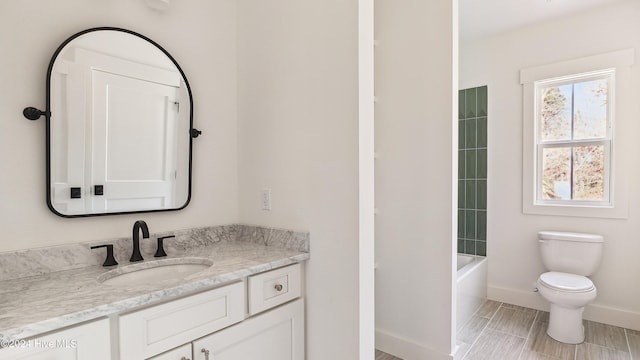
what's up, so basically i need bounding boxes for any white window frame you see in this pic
[521,49,634,219]
[535,70,614,207]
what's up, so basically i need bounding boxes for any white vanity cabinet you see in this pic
[0,319,110,360]
[0,263,304,360]
[120,263,304,360]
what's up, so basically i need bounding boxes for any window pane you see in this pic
[542,147,571,200]
[573,145,605,200]
[574,79,608,140]
[540,85,572,141]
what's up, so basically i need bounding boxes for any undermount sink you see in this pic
[98,258,213,286]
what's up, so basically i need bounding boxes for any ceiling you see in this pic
[459,0,629,41]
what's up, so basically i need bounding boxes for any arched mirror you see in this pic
[24,27,199,217]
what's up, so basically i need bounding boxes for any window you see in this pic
[535,70,613,206]
[520,49,633,218]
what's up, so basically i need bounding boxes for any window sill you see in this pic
[523,201,627,219]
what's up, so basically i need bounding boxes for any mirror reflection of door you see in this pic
[50,45,184,214]
[92,70,179,212]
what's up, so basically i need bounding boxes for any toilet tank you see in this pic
[538,231,604,276]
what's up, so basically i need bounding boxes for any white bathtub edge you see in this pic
[456,255,488,333]
[457,254,486,281]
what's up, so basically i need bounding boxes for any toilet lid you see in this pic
[539,272,595,292]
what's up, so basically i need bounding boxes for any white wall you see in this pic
[0,0,238,252]
[236,1,363,359]
[460,0,640,330]
[375,0,457,359]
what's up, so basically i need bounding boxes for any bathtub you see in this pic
[456,254,488,333]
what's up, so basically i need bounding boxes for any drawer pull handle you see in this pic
[274,283,284,291]
[181,357,190,360]
[201,348,210,360]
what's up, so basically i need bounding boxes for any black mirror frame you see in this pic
[25,27,198,218]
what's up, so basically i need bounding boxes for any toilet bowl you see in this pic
[537,271,597,344]
[537,231,603,344]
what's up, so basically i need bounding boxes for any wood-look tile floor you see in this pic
[376,301,640,360]
[457,301,639,360]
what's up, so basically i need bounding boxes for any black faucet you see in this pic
[130,220,149,262]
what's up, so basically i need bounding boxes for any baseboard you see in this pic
[375,329,453,360]
[583,303,640,331]
[488,285,640,331]
[487,284,548,311]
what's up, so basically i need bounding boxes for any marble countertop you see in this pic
[0,241,309,341]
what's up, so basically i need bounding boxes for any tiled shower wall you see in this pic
[458,86,487,256]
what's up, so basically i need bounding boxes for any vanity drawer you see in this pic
[119,282,245,359]
[248,263,301,315]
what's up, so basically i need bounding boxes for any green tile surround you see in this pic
[458,86,487,256]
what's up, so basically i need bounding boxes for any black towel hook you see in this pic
[23,107,48,121]
[190,128,202,138]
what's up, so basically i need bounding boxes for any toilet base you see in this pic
[547,304,585,344]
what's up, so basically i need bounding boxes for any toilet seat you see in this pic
[538,272,594,293]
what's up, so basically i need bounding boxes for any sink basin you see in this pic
[98,258,213,286]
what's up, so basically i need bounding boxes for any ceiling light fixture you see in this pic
[145,0,170,12]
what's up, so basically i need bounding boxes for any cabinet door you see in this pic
[193,299,304,360]
[0,319,110,360]
[148,344,191,360]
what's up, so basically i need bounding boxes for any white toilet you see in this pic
[537,231,604,344]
